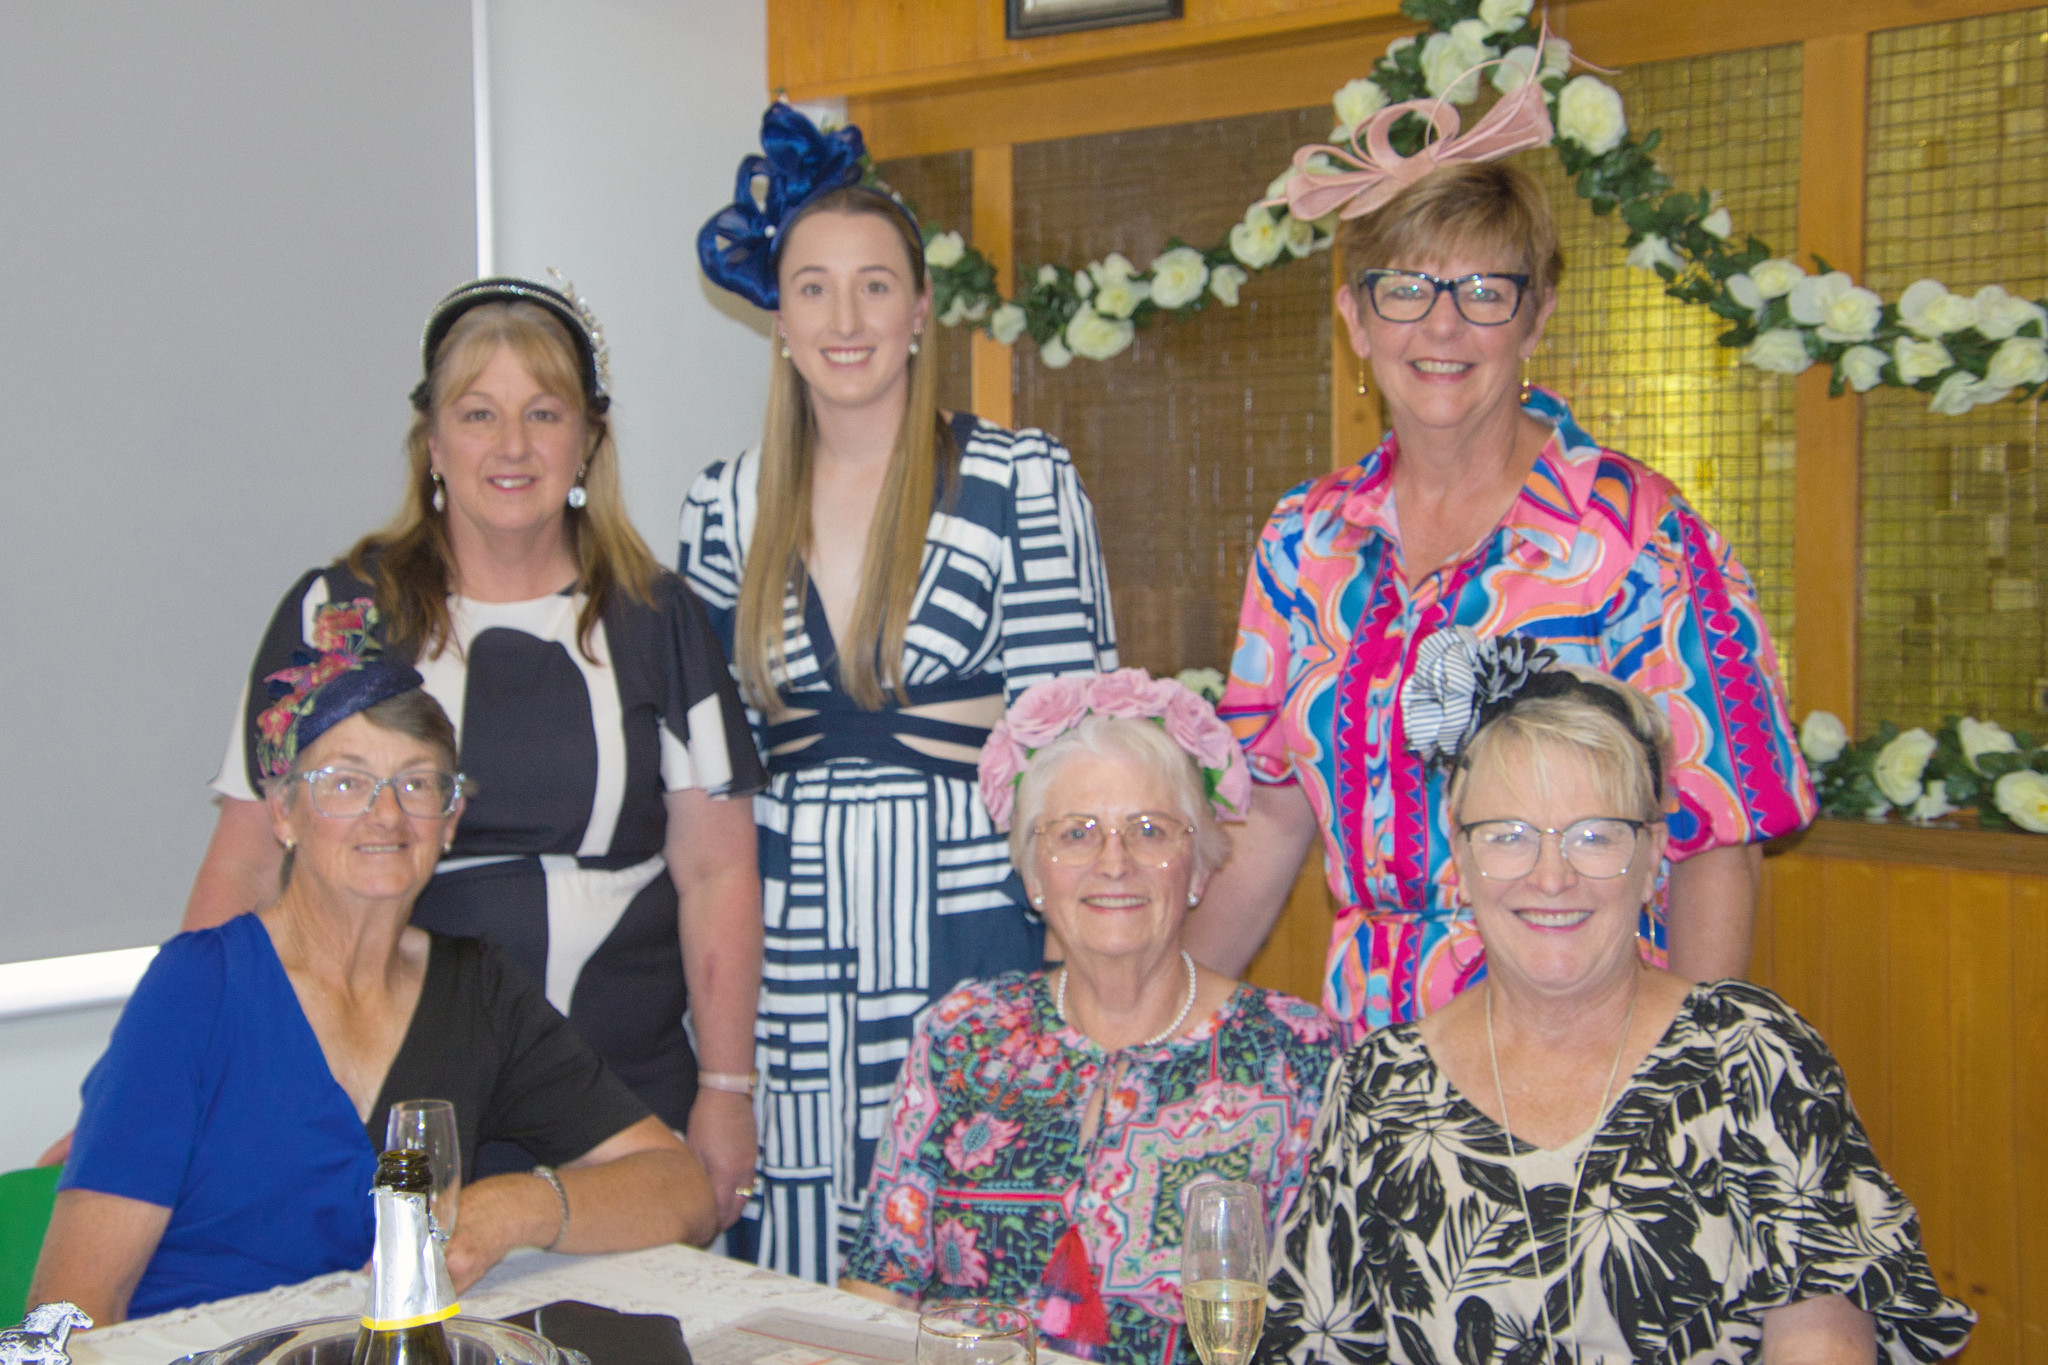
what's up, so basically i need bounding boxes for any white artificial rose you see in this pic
[1893,336,1952,384]
[1742,328,1813,375]
[1420,22,1493,104]
[1747,258,1805,299]
[1072,269,1093,299]
[1700,207,1733,239]
[1064,305,1136,362]
[1283,215,1319,259]
[1994,770,2048,833]
[1478,0,1533,34]
[1898,278,1977,337]
[1971,285,2048,340]
[1872,727,1938,808]
[1090,252,1138,286]
[1908,779,1956,823]
[1556,75,1626,155]
[1725,274,1764,313]
[989,303,1027,346]
[939,296,971,328]
[1626,234,1685,275]
[1958,716,2021,773]
[1798,710,1849,764]
[1089,254,1149,318]
[1492,45,1539,95]
[1209,264,1248,307]
[1229,205,1286,269]
[1929,371,2008,415]
[1542,38,1572,79]
[1175,667,1226,703]
[1383,35,1416,59]
[923,230,966,269]
[1331,77,1389,139]
[1987,336,2048,389]
[1148,247,1210,310]
[1039,335,1072,369]
[1838,345,1888,392]
[1787,271,1883,343]
[1036,263,1059,287]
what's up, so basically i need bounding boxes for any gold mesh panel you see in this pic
[1522,45,1803,693]
[874,150,974,415]
[1861,8,2048,730]
[1011,108,1333,676]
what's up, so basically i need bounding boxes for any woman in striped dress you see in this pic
[685,104,1117,1283]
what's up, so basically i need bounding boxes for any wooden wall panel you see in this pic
[2015,878,2048,1360]
[1953,871,2019,1361]
[1884,865,1957,1284]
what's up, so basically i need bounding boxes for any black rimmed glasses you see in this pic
[1457,818,1649,881]
[1036,812,1194,869]
[295,766,466,819]
[1357,269,1531,326]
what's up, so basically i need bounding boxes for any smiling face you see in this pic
[774,206,930,418]
[427,343,589,546]
[270,713,462,910]
[1452,736,1666,1001]
[1337,249,1555,438]
[1023,750,1208,972]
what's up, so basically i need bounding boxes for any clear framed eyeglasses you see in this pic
[296,766,465,819]
[1457,818,1648,881]
[1037,812,1194,868]
[1357,269,1531,326]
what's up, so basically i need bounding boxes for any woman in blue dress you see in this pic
[685,105,1118,1282]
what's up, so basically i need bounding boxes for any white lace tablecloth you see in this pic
[69,1244,920,1365]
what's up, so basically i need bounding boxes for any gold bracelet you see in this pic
[698,1069,759,1098]
[531,1165,570,1251]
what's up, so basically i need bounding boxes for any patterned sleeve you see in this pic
[842,999,953,1295]
[1221,480,1313,784]
[648,574,766,798]
[1707,984,1975,1362]
[676,455,747,643]
[1262,1045,1388,1365]
[992,425,1119,699]
[1603,497,1815,857]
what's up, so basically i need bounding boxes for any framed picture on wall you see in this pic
[1006,0,1182,39]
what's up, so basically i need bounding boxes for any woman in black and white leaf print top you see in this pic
[1262,656,1972,1365]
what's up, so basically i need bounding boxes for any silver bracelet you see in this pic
[531,1164,570,1251]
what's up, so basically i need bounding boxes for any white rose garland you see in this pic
[880,0,2045,417]
[1802,709,2048,834]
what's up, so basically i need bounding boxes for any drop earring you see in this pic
[430,471,446,514]
[778,331,791,360]
[1519,361,1533,404]
[1356,362,1369,398]
[908,330,922,357]
[567,466,588,510]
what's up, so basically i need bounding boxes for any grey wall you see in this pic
[0,3,475,962]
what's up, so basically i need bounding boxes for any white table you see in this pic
[70,1244,921,1365]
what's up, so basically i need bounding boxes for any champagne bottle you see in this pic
[353,1149,458,1365]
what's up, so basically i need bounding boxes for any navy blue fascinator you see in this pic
[698,103,919,310]
[255,599,426,780]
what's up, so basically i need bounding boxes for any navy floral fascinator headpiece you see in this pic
[698,102,920,310]
[1401,626,1664,793]
[255,600,425,781]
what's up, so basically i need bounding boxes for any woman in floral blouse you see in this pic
[843,671,1337,1365]
[1263,640,1972,1364]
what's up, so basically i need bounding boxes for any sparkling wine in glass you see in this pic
[1181,1181,1268,1365]
[916,1301,1034,1365]
[385,1098,461,1240]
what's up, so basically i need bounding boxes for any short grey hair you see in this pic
[1009,714,1232,874]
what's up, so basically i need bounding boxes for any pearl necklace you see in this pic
[1056,950,1198,1048]
[1485,970,1639,1364]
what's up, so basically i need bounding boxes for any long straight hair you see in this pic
[734,186,947,718]
[350,301,660,663]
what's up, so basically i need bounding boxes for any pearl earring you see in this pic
[908,331,922,357]
[567,469,588,510]
[1031,894,1044,908]
[430,471,446,514]
[1187,891,1199,907]
[778,333,791,360]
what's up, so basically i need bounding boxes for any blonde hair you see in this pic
[734,186,947,718]
[1009,716,1233,876]
[1446,666,1672,824]
[1338,161,1564,301]
[349,301,660,662]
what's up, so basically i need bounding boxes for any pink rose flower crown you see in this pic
[977,668,1253,829]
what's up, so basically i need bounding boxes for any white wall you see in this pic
[488,0,772,554]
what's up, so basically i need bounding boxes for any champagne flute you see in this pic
[385,1098,461,1240]
[916,1301,1034,1365]
[1181,1181,1268,1365]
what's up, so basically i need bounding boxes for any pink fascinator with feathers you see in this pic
[1274,31,1561,223]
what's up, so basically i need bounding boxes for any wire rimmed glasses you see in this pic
[295,765,465,819]
[1457,818,1649,881]
[1036,812,1194,868]
[1356,269,1531,326]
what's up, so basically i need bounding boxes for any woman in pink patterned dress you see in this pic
[1185,160,1813,1037]
[843,672,1336,1365]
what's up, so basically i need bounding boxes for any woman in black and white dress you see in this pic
[186,278,769,1228]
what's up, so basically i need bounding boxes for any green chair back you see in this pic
[0,1165,61,1325]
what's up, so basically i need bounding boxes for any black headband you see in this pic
[409,276,610,415]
